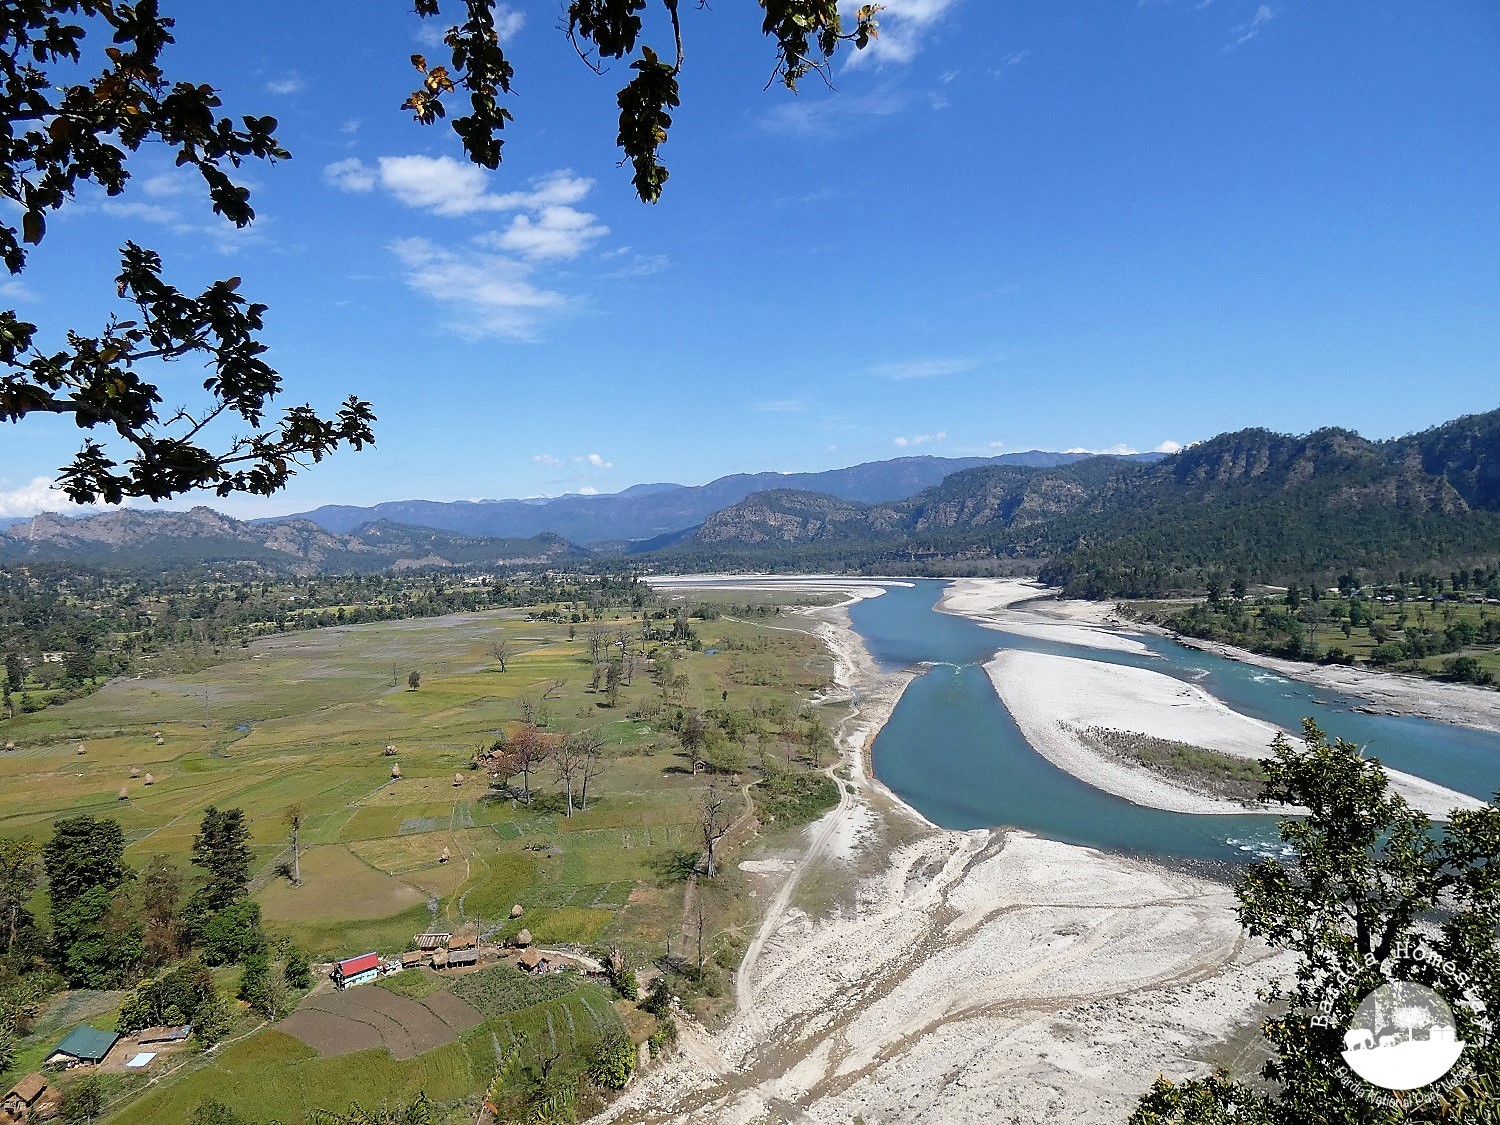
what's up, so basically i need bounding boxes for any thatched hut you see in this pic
[390,763,401,779]
[514,928,532,948]
[510,904,524,919]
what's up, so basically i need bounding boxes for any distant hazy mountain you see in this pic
[275,452,1164,544]
[0,507,586,575]
[662,408,1500,595]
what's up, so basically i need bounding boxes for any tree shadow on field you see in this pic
[527,792,568,816]
[653,850,702,884]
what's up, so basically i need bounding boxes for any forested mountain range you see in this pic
[274,451,1161,544]
[660,409,1500,595]
[0,507,586,575]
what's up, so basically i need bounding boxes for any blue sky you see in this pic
[3,0,1499,518]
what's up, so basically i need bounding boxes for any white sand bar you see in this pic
[988,650,1482,820]
[941,576,1155,655]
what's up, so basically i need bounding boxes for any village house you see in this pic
[332,952,381,989]
[45,1026,119,1068]
[442,946,479,970]
[1,1074,46,1121]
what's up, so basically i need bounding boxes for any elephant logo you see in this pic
[1342,981,1466,1091]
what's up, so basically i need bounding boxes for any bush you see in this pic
[587,1031,636,1091]
[118,962,216,1034]
[751,770,840,827]
[1443,655,1496,685]
[197,899,266,966]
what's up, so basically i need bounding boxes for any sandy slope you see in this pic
[594,583,1290,1125]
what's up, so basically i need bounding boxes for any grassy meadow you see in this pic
[0,590,842,1122]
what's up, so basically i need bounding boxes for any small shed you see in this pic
[2,1074,46,1117]
[400,951,430,969]
[46,1026,119,1068]
[136,1025,192,1046]
[518,948,550,972]
[443,947,479,970]
[449,933,476,951]
[415,932,451,951]
[333,952,381,989]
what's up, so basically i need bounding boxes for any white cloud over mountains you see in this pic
[893,431,947,447]
[330,158,612,339]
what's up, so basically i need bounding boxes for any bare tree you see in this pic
[586,625,609,665]
[510,724,550,805]
[518,694,536,724]
[543,677,566,700]
[283,804,304,886]
[699,783,733,879]
[489,637,511,672]
[553,733,586,817]
[576,729,609,810]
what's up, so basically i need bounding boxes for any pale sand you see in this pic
[989,649,1482,820]
[599,578,1292,1125]
[940,576,1155,655]
[1165,633,1500,735]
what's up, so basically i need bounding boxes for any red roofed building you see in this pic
[333,952,381,989]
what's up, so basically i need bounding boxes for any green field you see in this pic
[0,593,839,1122]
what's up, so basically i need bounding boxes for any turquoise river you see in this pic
[847,579,1500,863]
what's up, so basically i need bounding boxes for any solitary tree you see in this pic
[1131,720,1500,1124]
[407,669,421,691]
[698,784,733,880]
[576,730,609,811]
[284,804,305,887]
[553,734,585,818]
[509,723,550,805]
[489,638,511,673]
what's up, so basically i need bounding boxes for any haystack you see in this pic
[514,928,532,948]
[390,763,401,779]
[509,904,523,919]
[384,743,397,756]
[143,773,155,786]
[117,787,128,801]
[453,773,464,787]
[130,766,140,778]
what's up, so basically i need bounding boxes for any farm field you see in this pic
[0,588,842,1122]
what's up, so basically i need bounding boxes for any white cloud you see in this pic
[0,477,77,518]
[100,200,186,226]
[842,0,961,67]
[266,74,305,95]
[575,453,613,469]
[987,440,1006,450]
[480,205,608,261]
[389,237,567,341]
[1154,440,1184,454]
[893,431,947,448]
[0,278,34,301]
[141,172,188,198]
[531,454,563,467]
[416,4,524,47]
[324,158,376,193]
[1228,4,1276,47]
[868,357,973,380]
[1065,444,1139,455]
[754,399,807,413]
[369,158,592,219]
[576,486,599,496]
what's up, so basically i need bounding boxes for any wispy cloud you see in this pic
[1228,4,1276,48]
[324,158,376,193]
[754,399,808,413]
[867,357,974,380]
[893,431,947,448]
[575,453,613,469]
[266,73,305,95]
[389,237,567,341]
[843,0,962,67]
[531,454,563,467]
[0,278,36,301]
[760,86,909,137]
[477,205,608,262]
[1062,441,1184,456]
